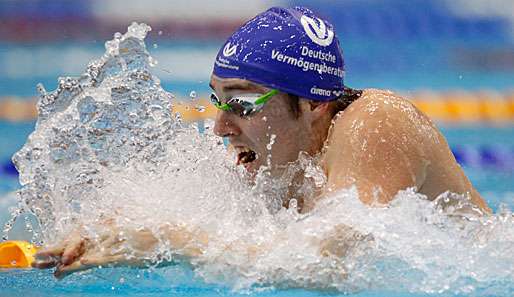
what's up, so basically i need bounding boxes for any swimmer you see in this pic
[32,6,490,278]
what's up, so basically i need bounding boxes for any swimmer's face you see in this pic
[210,75,314,175]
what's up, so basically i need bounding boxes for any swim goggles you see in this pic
[210,89,278,117]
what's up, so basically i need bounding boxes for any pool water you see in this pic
[2,242,505,296]
[0,267,487,297]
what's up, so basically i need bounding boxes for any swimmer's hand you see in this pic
[32,220,159,279]
[32,220,208,279]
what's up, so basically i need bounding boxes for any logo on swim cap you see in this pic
[332,89,343,97]
[222,42,237,57]
[300,15,334,47]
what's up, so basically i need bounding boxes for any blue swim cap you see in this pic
[212,6,345,101]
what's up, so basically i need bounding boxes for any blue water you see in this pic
[0,267,465,297]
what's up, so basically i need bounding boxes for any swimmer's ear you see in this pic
[299,99,330,115]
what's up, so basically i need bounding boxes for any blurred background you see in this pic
[0,0,513,229]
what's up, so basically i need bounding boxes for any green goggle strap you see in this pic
[254,89,278,105]
[215,101,232,111]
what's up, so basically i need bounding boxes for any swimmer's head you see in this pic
[212,6,345,101]
[210,7,348,175]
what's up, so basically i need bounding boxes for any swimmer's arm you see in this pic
[323,92,426,204]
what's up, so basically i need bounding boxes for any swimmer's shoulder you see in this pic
[332,88,429,134]
[346,88,416,115]
[325,87,435,166]
[322,89,432,203]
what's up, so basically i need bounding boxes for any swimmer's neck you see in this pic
[280,167,324,214]
[303,89,363,159]
[291,92,364,213]
[276,91,365,213]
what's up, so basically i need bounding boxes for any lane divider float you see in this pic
[0,240,38,269]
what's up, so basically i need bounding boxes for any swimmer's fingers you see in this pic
[54,254,132,279]
[53,248,99,279]
[34,242,81,269]
[53,247,118,279]
[61,236,89,266]
[32,257,60,269]
[35,224,88,265]
[32,244,67,269]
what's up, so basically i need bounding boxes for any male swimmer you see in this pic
[33,7,490,277]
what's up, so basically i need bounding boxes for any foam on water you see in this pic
[4,23,514,296]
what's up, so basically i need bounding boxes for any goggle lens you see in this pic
[210,89,278,117]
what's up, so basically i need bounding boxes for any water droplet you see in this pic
[189,91,197,99]
[153,43,158,49]
[11,260,17,266]
[266,134,276,150]
[158,30,163,36]
[149,56,158,67]
[36,83,47,96]
[289,198,298,209]
[195,105,205,112]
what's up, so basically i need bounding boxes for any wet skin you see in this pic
[210,76,490,212]
[33,76,490,277]
[319,88,489,212]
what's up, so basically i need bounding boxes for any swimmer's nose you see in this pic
[213,111,241,137]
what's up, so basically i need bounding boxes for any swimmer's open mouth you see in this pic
[236,147,257,165]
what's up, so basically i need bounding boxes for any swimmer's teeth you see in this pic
[236,148,256,165]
